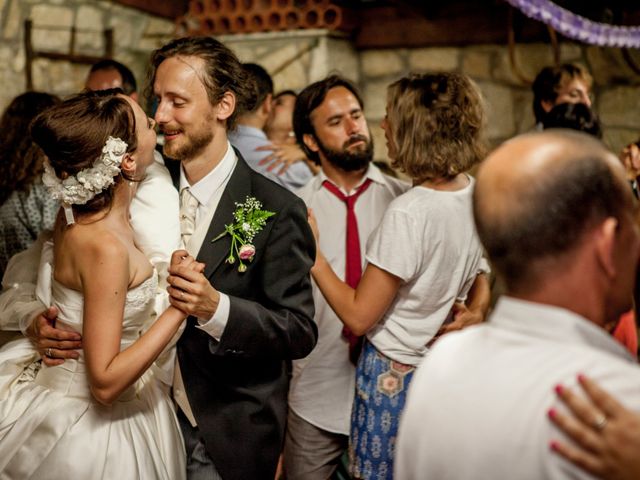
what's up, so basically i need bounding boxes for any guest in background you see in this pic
[620,138,640,198]
[532,63,593,128]
[265,90,297,143]
[0,92,60,278]
[85,58,138,101]
[539,100,635,356]
[258,89,319,175]
[229,63,313,190]
[285,75,410,480]
[541,101,602,138]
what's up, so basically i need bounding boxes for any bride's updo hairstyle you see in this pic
[30,89,138,216]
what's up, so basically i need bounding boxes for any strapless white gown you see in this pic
[0,271,186,479]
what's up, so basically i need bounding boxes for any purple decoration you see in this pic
[505,0,640,48]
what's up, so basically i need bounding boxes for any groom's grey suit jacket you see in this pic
[175,154,317,480]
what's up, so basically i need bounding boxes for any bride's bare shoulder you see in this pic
[54,224,129,287]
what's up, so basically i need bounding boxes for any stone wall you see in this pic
[0,0,175,112]
[220,29,359,94]
[1,1,638,158]
[359,43,640,161]
[222,31,640,161]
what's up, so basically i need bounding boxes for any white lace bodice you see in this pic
[50,272,157,347]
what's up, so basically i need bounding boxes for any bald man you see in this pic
[395,131,640,479]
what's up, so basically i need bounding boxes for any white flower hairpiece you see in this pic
[42,136,128,224]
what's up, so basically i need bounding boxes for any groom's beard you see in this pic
[161,116,215,162]
[316,132,373,172]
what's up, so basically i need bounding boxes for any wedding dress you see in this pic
[0,243,186,479]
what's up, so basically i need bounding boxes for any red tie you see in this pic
[322,178,373,365]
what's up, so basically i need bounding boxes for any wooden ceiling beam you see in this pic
[111,0,188,19]
[353,5,550,49]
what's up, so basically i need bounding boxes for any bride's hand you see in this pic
[167,250,211,317]
[170,249,205,274]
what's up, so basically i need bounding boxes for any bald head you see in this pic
[474,130,631,291]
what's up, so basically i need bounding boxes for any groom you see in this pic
[150,37,317,479]
[4,37,317,480]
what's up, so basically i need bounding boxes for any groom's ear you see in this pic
[215,91,236,122]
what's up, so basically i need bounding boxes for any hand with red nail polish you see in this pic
[548,375,640,480]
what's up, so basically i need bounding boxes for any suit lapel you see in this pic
[199,154,253,279]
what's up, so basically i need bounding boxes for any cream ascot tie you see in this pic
[175,186,200,426]
[179,187,199,249]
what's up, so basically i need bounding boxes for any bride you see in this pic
[0,90,194,479]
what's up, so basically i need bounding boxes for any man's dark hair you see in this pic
[90,59,137,96]
[243,63,273,112]
[532,63,592,123]
[474,134,627,289]
[542,102,602,138]
[274,90,296,100]
[146,36,255,130]
[293,75,364,165]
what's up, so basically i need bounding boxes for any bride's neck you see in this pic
[110,180,134,221]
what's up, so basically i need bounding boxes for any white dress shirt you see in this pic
[289,164,409,434]
[178,141,237,340]
[396,296,640,480]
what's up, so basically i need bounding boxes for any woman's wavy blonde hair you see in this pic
[386,72,487,182]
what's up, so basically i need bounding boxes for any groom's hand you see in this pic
[168,250,217,319]
[26,306,82,366]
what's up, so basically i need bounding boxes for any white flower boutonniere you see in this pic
[212,196,276,272]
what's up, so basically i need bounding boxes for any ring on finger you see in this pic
[45,347,52,358]
[592,413,608,431]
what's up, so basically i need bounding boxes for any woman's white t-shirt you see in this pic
[365,176,488,365]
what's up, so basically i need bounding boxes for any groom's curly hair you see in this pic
[145,36,256,131]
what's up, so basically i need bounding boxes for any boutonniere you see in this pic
[212,196,276,272]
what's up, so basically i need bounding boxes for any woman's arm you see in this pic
[256,142,307,175]
[80,239,186,406]
[312,251,401,336]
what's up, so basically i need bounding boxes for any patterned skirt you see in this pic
[349,340,416,480]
